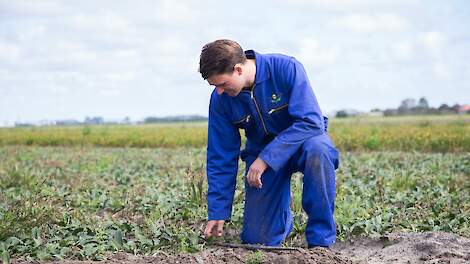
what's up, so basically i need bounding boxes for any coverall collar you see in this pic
[245,50,271,85]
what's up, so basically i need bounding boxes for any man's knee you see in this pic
[302,136,330,158]
[300,136,339,170]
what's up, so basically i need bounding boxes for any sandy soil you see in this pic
[12,231,470,264]
[333,231,470,264]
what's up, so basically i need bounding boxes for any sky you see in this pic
[1,0,469,126]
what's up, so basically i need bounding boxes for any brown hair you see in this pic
[199,39,247,79]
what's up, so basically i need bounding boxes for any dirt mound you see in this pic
[12,231,470,264]
[13,247,350,264]
[334,231,470,263]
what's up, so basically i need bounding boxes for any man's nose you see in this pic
[216,87,224,95]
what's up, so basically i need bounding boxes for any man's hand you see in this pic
[247,157,268,189]
[204,220,225,238]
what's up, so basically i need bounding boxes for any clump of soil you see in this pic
[333,231,470,263]
[12,231,470,264]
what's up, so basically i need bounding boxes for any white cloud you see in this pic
[65,50,99,65]
[68,12,131,35]
[296,39,341,67]
[154,0,200,24]
[0,42,21,61]
[276,0,420,11]
[98,88,121,97]
[55,40,86,52]
[391,40,414,60]
[334,13,408,33]
[0,0,64,17]
[104,72,136,82]
[18,25,46,42]
[113,49,138,60]
[432,63,452,80]
[419,31,446,58]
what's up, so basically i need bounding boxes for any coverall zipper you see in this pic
[268,104,288,114]
[233,114,251,125]
[250,85,269,135]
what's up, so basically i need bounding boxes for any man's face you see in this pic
[207,69,244,97]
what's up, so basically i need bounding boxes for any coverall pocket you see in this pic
[267,104,291,132]
[232,114,252,129]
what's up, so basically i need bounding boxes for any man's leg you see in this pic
[241,156,293,246]
[294,134,339,247]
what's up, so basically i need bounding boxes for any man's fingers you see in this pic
[247,169,254,187]
[256,172,262,188]
[247,168,263,189]
[216,220,224,237]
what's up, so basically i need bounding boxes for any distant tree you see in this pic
[451,104,460,113]
[399,98,416,110]
[144,117,160,123]
[84,116,104,125]
[398,98,416,114]
[438,104,450,111]
[383,109,398,116]
[335,110,348,118]
[123,116,131,124]
[418,97,429,109]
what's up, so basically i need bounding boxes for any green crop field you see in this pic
[0,115,469,262]
[0,115,469,152]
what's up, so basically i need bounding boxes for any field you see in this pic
[1,115,469,152]
[1,115,469,263]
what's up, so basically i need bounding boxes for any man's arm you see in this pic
[206,92,241,220]
[258,57,325,172]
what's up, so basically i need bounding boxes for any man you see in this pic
[199,39,339,248]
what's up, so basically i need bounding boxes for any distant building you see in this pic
[458,105,470,114]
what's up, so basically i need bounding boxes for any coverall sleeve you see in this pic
[206,93,241,220]
[259,58,325,172]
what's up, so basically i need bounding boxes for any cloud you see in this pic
[296,38,341,67]
[276,0,420,11]
[0,42,21,61]
[419,31,446,58]
[432,63,452,80]
[334,13,408,33]
[98,88,121,97]
[154,0,200,24]
[0,0,64,17]
[390,40,414,60]
[68,12,131,35]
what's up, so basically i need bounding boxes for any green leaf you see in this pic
[5,237,23,248]
[113,230,123,245]
[2,251,10,264]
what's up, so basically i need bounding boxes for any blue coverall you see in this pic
[206,50,339,247]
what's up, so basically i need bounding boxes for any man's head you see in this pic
[199,39,251,97]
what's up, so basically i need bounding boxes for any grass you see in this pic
[0,146,468,261]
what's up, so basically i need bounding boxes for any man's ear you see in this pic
[234,64,243,75]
